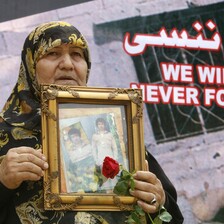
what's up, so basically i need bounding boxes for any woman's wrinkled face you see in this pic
[35,44,88,86]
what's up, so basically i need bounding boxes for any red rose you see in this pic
[102,156,120,179]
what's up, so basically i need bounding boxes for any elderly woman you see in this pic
[0,21,184,223]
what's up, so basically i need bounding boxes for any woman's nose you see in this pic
[58,54,74,70]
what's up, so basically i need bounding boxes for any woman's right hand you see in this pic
[0,147,48,189]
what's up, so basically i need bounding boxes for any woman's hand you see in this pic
[0,147,48,189]
[129,160,165,214]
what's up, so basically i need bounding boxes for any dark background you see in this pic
[0,0,93,22]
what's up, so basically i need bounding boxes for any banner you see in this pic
[0,1,224,223]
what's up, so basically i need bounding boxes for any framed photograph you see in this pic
[41,84,145,211]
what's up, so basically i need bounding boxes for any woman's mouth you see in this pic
[55,76,79,85]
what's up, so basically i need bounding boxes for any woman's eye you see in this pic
[43,51,61,60]
[47,51,59,56]
[71,52,82,58]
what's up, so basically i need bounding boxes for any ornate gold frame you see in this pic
[41,84,145,211]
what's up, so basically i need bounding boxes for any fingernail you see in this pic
[137,200,143,206]
[44,162,49,169]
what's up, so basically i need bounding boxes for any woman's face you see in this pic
[35,44,88,86]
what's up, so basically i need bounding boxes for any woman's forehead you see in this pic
[49,44,83,50]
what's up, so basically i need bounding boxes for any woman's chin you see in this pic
[55,80,80,86]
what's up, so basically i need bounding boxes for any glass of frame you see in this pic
[41,84,145,211]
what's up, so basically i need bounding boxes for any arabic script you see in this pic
[124,20,221,55]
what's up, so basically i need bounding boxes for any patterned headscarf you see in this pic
[0,21,91,132]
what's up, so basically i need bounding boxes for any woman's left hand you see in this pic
[129,160,165,214]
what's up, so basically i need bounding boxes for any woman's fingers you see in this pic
[15,151,48,170]
[0,147,48,189]
[129,170,166,213]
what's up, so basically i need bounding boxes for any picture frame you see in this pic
[41,84,145,211]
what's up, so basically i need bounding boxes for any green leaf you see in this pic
[153,216,163,224]
[125,205,146,224]
[130,212,141,224]
[158,211,173,222]
[125,216,136,224]
[121,170,132,180]
[134,205,145,216]
[130,178,135,191]
[113,180,129,195]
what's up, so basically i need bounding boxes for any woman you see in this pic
[0,21,184,223]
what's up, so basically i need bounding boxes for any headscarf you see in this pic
[0,21,91,132]
[0,21,129,224]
